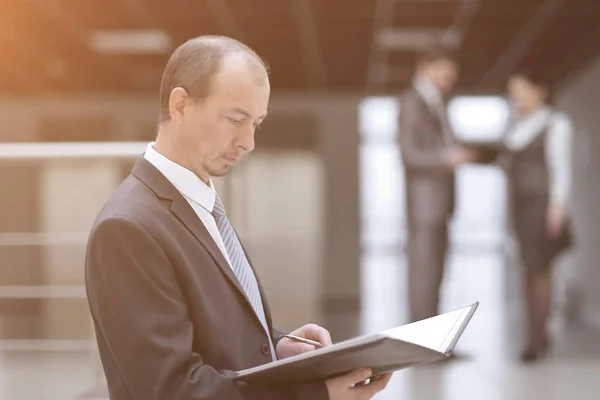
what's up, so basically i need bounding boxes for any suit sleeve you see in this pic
[86,217,328,400]
[398,94,453,171]
[272,326,290,347]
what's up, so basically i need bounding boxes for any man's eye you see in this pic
[229,117,243,125]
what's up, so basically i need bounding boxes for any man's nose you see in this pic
[237,126,255,153]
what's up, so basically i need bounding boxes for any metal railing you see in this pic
[0,141,148,352]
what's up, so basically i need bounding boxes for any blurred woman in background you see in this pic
[502,72,574,362]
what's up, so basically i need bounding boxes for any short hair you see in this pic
[510,69,554,103]
[417,47,458,66]
[158,35,269,122]
[510,69,550,89]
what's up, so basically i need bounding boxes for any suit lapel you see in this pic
[414,89,443,129]
[414,89,454,144]
[168,196,251,304]
[132,156,265,331]
[171,198,275,339]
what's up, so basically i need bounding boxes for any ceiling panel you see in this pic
[2,3,126,93]
[520,1,600,69]
[143,0,216,26]
[311,0,377,19]
[546,29,600,88]
[232,2,307,89]
[0,0,597,95]
[165,23,229,48]
[391,0,460,28]
[387,49,425,68]
[49,0,146,30]
[457,0,543,87]
[229,0,299,19]
[315,20,373,89]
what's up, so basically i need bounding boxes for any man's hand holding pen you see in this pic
[274,324,392,399]
[276,324,332,360]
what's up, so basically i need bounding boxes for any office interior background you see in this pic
[0,0,599,398]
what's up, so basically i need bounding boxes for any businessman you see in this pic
[399,50,476,323]
[85,35,391,400]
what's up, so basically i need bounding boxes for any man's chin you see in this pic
[208,165,231,178]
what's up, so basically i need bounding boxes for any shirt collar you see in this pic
[143,142,216,213]
[523,105,552,121]
[413,75,443,107]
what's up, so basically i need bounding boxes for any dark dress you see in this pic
[507,123,554,271]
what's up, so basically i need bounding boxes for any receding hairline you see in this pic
[174,35,269,73]
[218,51,270,82]
[158,35,269,122]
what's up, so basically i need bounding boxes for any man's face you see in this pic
[177,58,270,181]
[421,59,459,95]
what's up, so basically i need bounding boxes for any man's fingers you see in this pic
[318,328,333,346]
[354,373,393,397]
[285,342,314,356]
[345,368,372,386]
[300,343,315,353]
[301,324,333,346]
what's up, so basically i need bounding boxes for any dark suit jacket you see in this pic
[85,156,328,400]
[398,88,456,226]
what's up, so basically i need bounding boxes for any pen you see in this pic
[283,334,324,348]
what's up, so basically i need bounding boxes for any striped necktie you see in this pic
[211,194,276,360]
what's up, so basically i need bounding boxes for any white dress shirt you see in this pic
[503,106,573,207]
[413,76,454,144]
[143,142,233,269]
[413,76,443,110]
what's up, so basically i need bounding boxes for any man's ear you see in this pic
[169,87,189,125]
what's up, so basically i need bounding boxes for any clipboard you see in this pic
[235,302,478,385]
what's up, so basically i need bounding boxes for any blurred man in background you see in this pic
[399,50,476,324]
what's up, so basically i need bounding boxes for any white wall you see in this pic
[556,55,600,329]
[0,93,363,341]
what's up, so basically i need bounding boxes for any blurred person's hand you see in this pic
[276,324,333,359]
[447,147,478,168]
[326,368,393,400]
[547,203,565,238]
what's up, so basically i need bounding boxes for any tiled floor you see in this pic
[0,351,99,400]
[2,247,599,400]
[362,249,600,400]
